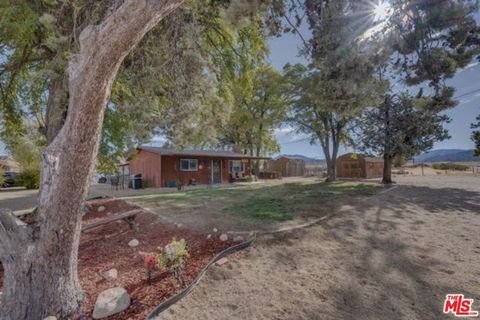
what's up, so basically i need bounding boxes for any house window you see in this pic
[180,159,198,171]
[229,160,244,173]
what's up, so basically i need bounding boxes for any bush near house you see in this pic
[8,135,42,189]
[0,169,5,187]
[17,168,40,189]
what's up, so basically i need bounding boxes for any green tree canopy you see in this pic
[357,93,450,183]
[285,0,386,181]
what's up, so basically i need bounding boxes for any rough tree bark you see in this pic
[44,74,69,144]
[317,115,343,182]
[382,153,393,184]
[382,100,393,184]
[0,1,183,319]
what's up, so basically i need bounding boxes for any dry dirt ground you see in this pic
[156,175,480,320]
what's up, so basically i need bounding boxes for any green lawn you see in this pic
[130,180,380,222]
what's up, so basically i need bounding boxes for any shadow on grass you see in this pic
[135,181,379,203]
[199,182,378,222]
[129,181,381,223]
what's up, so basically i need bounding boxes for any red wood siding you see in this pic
[336,154,383,179]
[161,156,211,186]
[129,151,252,187]
[128,149,162,187]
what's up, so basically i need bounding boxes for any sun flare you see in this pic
[373,0,392,22]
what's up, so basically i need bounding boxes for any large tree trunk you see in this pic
[44,74,69,144]
[382,102,393,184]
[0,1,183,319]
[255,148,261,175]
[317,119,335,182]
[382,153,393,184]
[328,125,341,182]
[320,116,343,183]
[325,158,336,182]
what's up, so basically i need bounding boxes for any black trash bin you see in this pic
[133,174,142,189]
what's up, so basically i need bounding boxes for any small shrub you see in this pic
[144,255,156,285]
[17,167,40,189]
[0,170,5,187]
[245,175,256,182]
[143,238,190,286]
[393,155,407,168]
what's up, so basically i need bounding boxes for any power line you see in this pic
[454,87,480,100]
[279,137,311,145]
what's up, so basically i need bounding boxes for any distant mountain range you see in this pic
[276,154,326,165]
[278,149,480,164]
[413,149,480,163]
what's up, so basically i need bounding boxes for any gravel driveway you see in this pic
[157,175,480,320]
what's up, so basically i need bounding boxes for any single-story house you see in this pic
[265,156,306,177]
[336,153,384,179]
[128,147,270,187]
[0,155,19,172]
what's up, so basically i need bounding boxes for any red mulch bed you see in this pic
[0,198,239,319]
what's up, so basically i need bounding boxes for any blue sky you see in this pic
[268,20,480,159]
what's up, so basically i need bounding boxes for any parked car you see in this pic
[98,176,107,183]
[2,171,18,187]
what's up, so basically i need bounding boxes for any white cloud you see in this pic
[274,126,295,134]
[459,97,474,105]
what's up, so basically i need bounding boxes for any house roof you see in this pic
[138,147,271,160]
[337,153,383,163]
[0,155,19,171]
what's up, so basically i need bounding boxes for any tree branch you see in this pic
[0,209,34,261]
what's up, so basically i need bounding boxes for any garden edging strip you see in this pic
[134,184,399,319]
[146,235,256,320]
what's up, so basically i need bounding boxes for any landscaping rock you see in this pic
[43,317,57,320]
[206,234,212,239]
[128,239,139,247]
[97,206,106,212]
[219,234,228,241]
[102,268,118,281]
[233,236,244,242]
[92,287,130,319]
[213,228,218,233]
